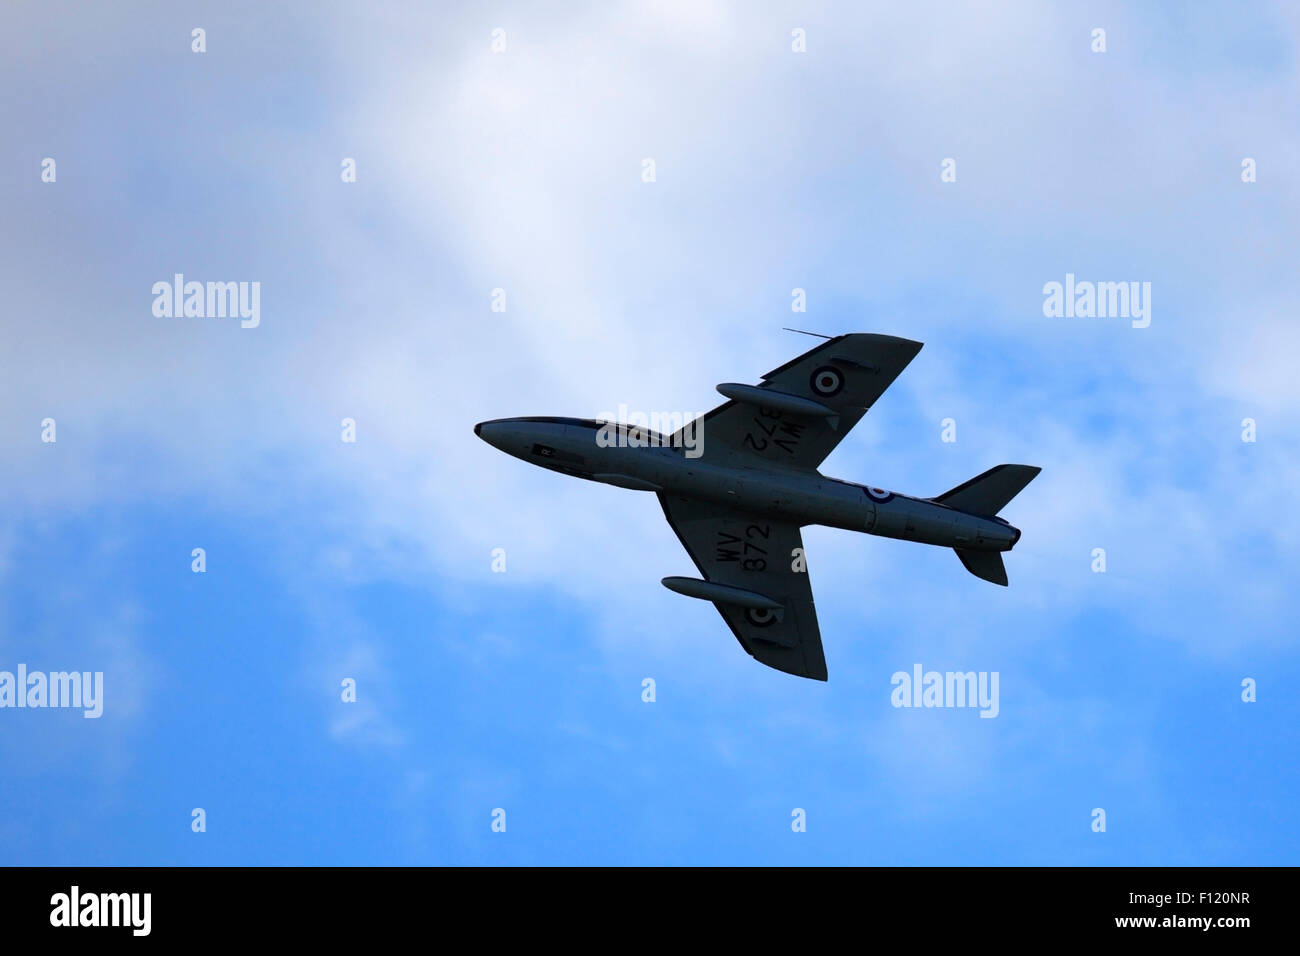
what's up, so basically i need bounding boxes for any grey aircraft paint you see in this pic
[475,333,1040,681]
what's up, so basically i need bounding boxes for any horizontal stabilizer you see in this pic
[955,548,1008,586]
[935,464,1041,516]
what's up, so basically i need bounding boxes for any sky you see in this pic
[1,0,1297,865]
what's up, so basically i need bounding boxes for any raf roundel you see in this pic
[809,365,845,397]
[746,607,778,627]
[865,486,895,503]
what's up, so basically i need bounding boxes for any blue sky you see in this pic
[1,1,1297,865]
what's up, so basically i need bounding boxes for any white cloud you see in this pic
[0,0,1296,708]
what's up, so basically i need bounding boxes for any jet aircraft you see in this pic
[475,333,1039,680]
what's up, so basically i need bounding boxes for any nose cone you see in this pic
[474,419,504,449]
[474,416,578,463]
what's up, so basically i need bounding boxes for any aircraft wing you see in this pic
[676,333,922,472]
[658,494,827,680]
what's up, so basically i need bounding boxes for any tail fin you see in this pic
[940,464,1040,588]
[934,464,1041,516]
[955,549,1008,586]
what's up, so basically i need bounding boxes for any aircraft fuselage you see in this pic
[474,416,1020,553]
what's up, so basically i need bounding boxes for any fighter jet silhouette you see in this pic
[475,333,1039,681]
